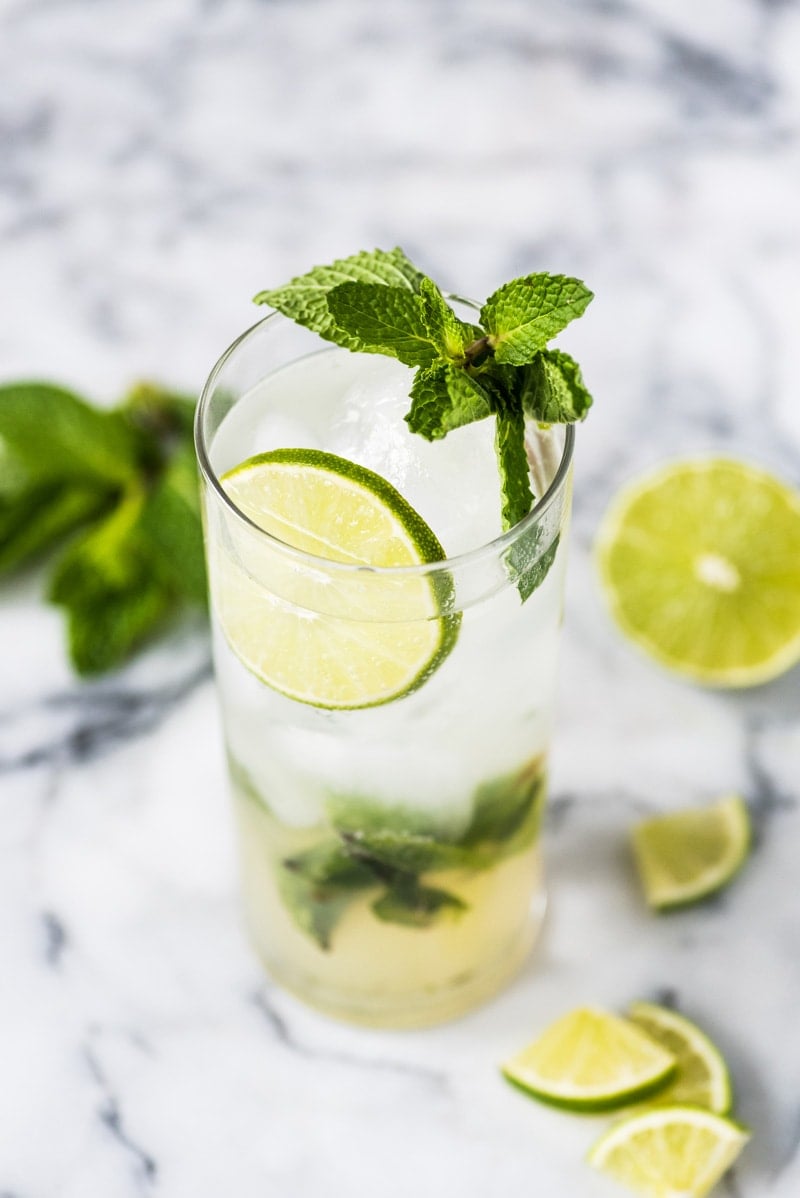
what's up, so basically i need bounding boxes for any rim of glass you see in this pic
[195,312,575,577]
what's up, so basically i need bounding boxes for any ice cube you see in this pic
[326,357,503,556]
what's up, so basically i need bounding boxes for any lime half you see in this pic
[502,1007,676,1112]
[217,449,459,709]
[588,1106,749,1198]
[596,458,800,686]
[628,1002,733,1114]
[631,795,750,911]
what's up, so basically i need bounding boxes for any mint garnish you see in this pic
[255,249,594,574]
[0,380,206,675]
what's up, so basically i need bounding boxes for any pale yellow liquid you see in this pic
[235,781,546,1028]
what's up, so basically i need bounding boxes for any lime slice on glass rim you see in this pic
[588,1105,749,1198]
[596,458,800,686]
[627,1001,733,1114]
[216,448,460,710]
[501,1007,677,1112]
[631,795,750,911]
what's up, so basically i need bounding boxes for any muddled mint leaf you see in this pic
[372,881,467,928]
[0,382,140,487]
[418,278,472,360]
[325,284,439,367]
[512,531,560,604]
[138,441,207,605]
[253,247,425,348]
[494,408,535,531]
[527,349,593,422]
[405,364,492,442]
[481,273,593,365]
[284,840,378,891]
[280,840,386,949]
[48,487,176,676]
[340,828,466,875]
[0,483,111,576]
[462,757,545,857]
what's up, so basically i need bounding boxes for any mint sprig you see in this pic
[255,249,594,581]
[0,380,206,675]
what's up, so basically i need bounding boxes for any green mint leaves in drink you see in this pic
[255,248,594,540]
[0,380,206,675]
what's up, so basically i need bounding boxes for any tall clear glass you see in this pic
[196,310,574,1028]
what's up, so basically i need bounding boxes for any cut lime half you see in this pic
[596,458,800,687]
[628,1002,733,1114]
[588,1105,749,1198]
[216,449,459,709]
[631,795,750,911]
[502,1007,676,1112]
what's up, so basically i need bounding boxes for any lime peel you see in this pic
[627,1001,733,1115]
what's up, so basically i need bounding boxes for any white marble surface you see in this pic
[2,1,800,1194]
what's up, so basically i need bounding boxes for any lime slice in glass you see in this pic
[627,1001,733,1114]
[588,1106,749,1198]
[596,458,800,686]
[217,449,459,709]
[631,795,750,911]
[501,1007,676,1112]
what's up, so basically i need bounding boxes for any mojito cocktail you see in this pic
[197,253,590,1026]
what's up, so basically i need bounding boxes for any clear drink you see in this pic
[197,311,574,1027]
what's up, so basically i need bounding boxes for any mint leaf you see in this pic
[122,381,197,441]
[280,841,380,949]
[524,350,593,423]
[462,757,545,858]
[325,284,439,367]
[405,364,492,441]
[254,247,424,348]
[138,442,207,605]
[48,488,176,675]
[0,382,139,487]
[340,828,466,875]
[418,278,472,359]
[0,482,110,575]
[494,408,534,531]
[481,273,593,365]
[512,531,560,604]
[372,881,466,928]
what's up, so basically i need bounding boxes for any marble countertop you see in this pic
[2,1,800,1194]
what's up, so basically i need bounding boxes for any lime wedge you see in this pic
[588,1106,749,1198]
[502,1007,676,1112]
[631,795,750,911]
[216,449,459,709]
[627,1002,733,1114]
[596,458,800,686]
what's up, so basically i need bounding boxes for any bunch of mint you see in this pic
[256,246,594,533]
[0,381,206,675]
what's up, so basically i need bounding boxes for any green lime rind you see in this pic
[631,796,751,912]
[219,448,461,710]
[587,1105,750,1198]
[501,1060,677,1115]
[627,1002,733,1116]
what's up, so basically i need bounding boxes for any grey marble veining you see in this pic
[2,1,800,1195]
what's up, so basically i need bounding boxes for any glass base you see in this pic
[248,890,547,1029]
